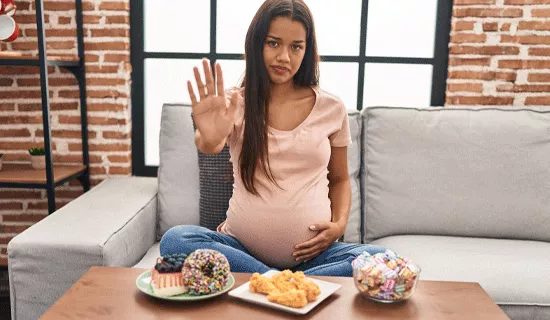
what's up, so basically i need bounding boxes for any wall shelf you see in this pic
[0,164,87,188]
[0,0,90,214]
[0,52,80,66]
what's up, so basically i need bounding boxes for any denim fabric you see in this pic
[160,225,386,277]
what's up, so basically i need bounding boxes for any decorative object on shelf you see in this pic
[0,0,18,42]
[0,153,3,171]
[29,147,46,170]
[0,15,18,42]
[0,0,16,16]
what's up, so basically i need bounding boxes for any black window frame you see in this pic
[130,0,453,177]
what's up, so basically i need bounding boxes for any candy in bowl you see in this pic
[352,249,421,303]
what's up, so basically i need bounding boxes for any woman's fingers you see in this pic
[215,63,225,98]
[202,59,215,97]
[298,250,321,262]
[187,81,197,106]
[294,243,323,259]
[193,66,206,100]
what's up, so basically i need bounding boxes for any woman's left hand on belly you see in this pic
[292,222,344,262]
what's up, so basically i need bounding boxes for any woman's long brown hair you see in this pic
[240,0,320,195]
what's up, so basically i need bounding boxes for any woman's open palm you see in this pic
[187,59,238,144]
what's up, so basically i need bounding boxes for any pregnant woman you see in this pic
[160,0,385,276]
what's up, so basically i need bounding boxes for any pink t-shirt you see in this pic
[216,86,352,269]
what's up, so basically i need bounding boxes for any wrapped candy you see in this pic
[352,249,421,303]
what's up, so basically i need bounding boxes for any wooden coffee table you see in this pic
[41,266,510,319]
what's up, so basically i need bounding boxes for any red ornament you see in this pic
[0,0,18,42]
[0,0,16,16]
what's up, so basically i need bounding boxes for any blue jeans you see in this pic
[160,225,386,277]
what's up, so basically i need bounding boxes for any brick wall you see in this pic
[0,0,131,265]
[447,0,550,106]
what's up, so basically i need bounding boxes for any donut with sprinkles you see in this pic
[182,249,231,295]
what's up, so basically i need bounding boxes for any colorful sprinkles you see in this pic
[182,249,231,295]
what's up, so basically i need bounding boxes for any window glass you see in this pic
[366,0,438,58]
[319,62,359,110]
[363,63,433,108]
[144,59,201,165]
[145,1,210,53]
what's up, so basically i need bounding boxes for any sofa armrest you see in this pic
[7,176,158,320]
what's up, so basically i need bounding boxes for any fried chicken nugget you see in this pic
[292,271,321,302]
[271,270,298,293]
[248,270,322,308]
[271,269,293,282]
[267,289,308,308]
[249,273,279,295]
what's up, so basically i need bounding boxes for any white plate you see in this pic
[228,270,342,315]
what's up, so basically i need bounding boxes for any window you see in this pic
[131,0,453,176]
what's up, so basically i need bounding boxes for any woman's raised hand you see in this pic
[188,59,238,145]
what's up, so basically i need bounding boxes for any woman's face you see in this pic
[263,16,307,85]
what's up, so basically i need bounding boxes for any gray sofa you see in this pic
[8,104,550,320]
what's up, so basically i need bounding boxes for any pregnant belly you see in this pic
[223,203,332,269]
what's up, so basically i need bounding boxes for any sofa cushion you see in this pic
[371,235,550,309]
[133,242,161,269]
[343,110,361,243]
[158,104,200,238]
[198,145,233,230]
[500,305,550,320]
[362,106,550,243]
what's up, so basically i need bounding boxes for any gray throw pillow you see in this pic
[197,146,234,231]
[193,115,234,231]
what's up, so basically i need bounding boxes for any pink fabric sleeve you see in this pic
[329,102,352,147]
[225,87,244,146]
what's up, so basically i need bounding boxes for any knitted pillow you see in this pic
[197,146,234,231]
[193,115,233,231]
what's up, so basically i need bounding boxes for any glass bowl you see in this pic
[351,250,421,303]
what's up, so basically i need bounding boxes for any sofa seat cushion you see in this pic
[371,235,550,307]
[132,242,161,269]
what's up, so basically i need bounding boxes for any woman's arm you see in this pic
[327,146,351,235]
[194,129,227,154]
